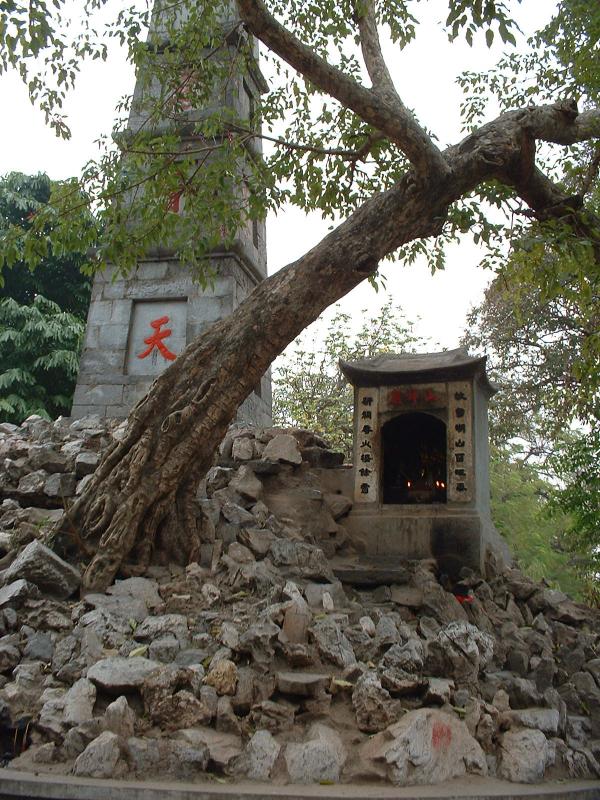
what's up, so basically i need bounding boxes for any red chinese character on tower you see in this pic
[137,316,177,362]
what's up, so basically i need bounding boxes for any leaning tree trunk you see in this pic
[62,103,576,592]
[63,169,449,591]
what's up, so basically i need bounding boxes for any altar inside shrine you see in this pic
[339,348,509,577]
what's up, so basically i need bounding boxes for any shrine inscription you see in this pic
[126,300,187,376]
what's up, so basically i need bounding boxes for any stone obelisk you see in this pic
[71,3,271,424]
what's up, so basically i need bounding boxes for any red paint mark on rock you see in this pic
[431,721,452,750]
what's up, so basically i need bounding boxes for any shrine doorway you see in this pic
[382,412,447,504]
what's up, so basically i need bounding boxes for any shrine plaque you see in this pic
[447,380,473,502]
[126,299,187,376]
[354,387,379,503]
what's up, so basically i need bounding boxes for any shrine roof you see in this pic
[339,347,496,393]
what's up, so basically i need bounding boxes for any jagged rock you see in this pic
[323,493,352,520]
[83,591,148,623]
[311,618,355,668]
[263,434,302,465]
[63,678,96,726]
[509,708,560,735]
[126,736,209,778]
[230,465,263,501]
[361,709,487,786]
[239,527,276,558]
[87,656,161,693]
[427,622,494,684]
[353,671,398,733]
[74,730,122,778]
[249,700,295,733]
[231,437,254,461]
[222,501,255,526]
[0,579,41,608]
[44,472,76,498]
[498,728,550,782]
[104,695,136,739]
[424,678,455,705]
[175,727,242,770]
[74,451,100,477]
[269,539,334,581]
[148,635,180,663]
[0,643,20,673]
[140,665,208,729]
[381,639,425,673]
[107,576,163,610]
[281,599,312,644]
[238,622,280,668]
[23,631,54,662]
[37,687,67,737]
[276,671,330,697]
[304,581,347,609]
[133,615,187,647]
[204,659,238,696]
[16,470,48,498]
[1,540,80,599]
[285,723,347,784]
[235,729,281,780]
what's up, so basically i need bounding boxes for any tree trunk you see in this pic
[62,102,585,592]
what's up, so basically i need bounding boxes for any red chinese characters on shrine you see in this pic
[388,387,440,406]
[137,316,177,362]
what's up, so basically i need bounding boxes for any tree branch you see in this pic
[235,0,449,177]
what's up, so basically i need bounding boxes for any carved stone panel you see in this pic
[354,387,379,503]
[447,380,473,502]
[125,299,187,377]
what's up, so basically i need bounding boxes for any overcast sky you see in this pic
[0,0,554,351]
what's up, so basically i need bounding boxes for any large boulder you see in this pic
[73,731,122,778]
[498,728,550,783]
[361,709,487,786]
[1,540,80,599]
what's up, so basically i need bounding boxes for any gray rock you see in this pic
[75,451,100,477]
[311,618,355,668]
[0,579,40,608]
[62,718,104,759]
[16,470,48,497]
[175,727,242,770]
[74,730,122,778]
[231,437,254,461]
[44,472,76,498]
[361,708,487,786]
[229,466,263,501]
[221,502,255,526]
[276,671,330,697]
[107,576,162,610]
[84,592,148,623]
[353,671,398,733]
[87,656,161,693]
[323,493,352,520]
[148,635,180,663]
[23,631,54,662]
[37,687,66,736]
[30,445,67,473]
[237,729,280,780]
[64,678,97,725]
[428,622,494,684]
[0,643,20,672]
[104,695,136,739]
[304,581,348,609]
[510,707,560,735]
[498,728,549,783]
[285,723,346,784]
[238,527,276,558]
[2,540,80,599]
[238,622,280,668]
[263,434,302,465]
[381,639,425,674]
[134,614,188,644]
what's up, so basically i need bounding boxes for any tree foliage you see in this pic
[272,298,425,457]
[0,295,84,424]
[0,172,92,320]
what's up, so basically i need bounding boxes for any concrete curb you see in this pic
[0,771,599,800]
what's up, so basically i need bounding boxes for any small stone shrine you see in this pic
[340,348,509,576]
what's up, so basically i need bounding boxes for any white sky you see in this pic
[0,0,554,350]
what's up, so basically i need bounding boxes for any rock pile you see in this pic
[0,415,598,786]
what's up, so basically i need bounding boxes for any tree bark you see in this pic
[62,101,600,593]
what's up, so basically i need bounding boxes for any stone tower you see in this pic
[71,3,271,424]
